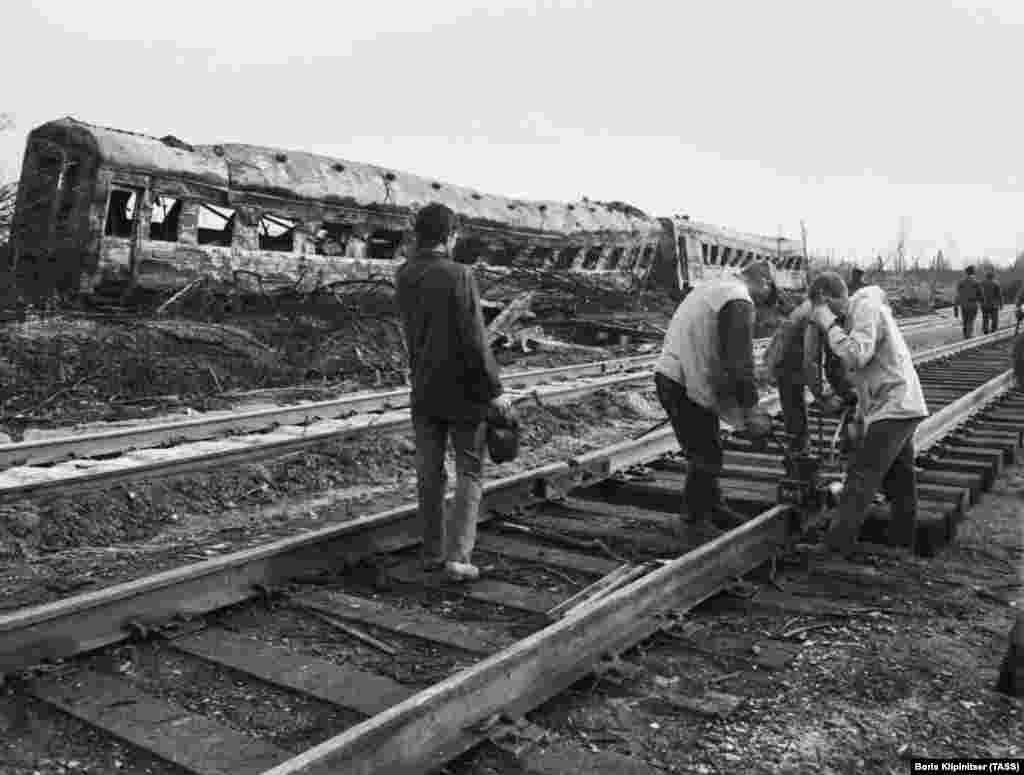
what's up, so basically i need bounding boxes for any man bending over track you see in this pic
[804,272,929,556]
[654,261,775,545]
[396,203,510,583]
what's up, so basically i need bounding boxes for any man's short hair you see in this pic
[965,265,976,275]
[415,202,458,245]
[808,271,848,301]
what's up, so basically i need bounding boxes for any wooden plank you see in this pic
[294,590,516,655]
[172,627,415,716]
[384,561,562,615]
[257,505,794,775]
[32,669,289,775]
[475,533,620,575]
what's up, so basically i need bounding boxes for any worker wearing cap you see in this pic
[765,297,856,453]
[805,272,929,555]
[980,269,1002,334]
[654,261,775,544]
[954,265,983,338]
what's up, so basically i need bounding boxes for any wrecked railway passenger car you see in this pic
[11,118,674,300]
[673,217,807,291]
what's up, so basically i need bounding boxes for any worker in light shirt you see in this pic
[804,272,929,556]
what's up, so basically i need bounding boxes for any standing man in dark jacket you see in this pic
[396,203,509,582]
[654,261,775,544]
[954,265,983,339]
[1016,284,1024,334]
[980,270,1002,333]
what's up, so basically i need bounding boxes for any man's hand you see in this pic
[490,395,512,414]
[810,303,837,332]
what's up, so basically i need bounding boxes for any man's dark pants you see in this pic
[776,374,808,451]
[655,373,726,520]
[825,417,920,553]
[961,304,979,338]
[982,306,999,334]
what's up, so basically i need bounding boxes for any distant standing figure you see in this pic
[1016,284,1024,335]
[954,266,983,339]
[847,267,867,295]
[395,203,510,583]
[980,270,1002,334]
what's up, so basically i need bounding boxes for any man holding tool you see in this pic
[802,272,929,556]
[654,261,776,545]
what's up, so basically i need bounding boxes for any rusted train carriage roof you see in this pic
[32,118,230,189]
[34,118,663,238]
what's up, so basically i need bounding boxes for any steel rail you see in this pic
[263,505,794,775]
[0,329,1013,677]
[0,309,963,470]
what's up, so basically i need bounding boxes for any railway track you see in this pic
[0,310,986,503]
[1,332,1020,774]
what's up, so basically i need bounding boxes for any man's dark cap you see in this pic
[965,265,976,275]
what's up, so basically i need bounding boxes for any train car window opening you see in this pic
[149,196,182,242]
[620,246,641,270]
[581,245,603,269]
[197,203,236,246]
[604,246,625,270]
[555,245,580,269]
[258,213,296,252]
[639,244,655,268]
[529,245,555,267]
[366,229,404,260]
[105,189,138,238]
[701,242,711,265]
[315,222,352,256]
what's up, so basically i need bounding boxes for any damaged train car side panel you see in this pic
[11,118,806,300]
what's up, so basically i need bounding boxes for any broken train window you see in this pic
[581,245,604,270]
[366,229,405,260]
[105,188,138,238]
[554,245,581,269]
[149,195,182,242]
[197,203,236,246]
[604,246,625,270]
[258,213,297,252]
[315,222,352,256]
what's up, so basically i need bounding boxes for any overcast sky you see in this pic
[2,0,1020,266]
